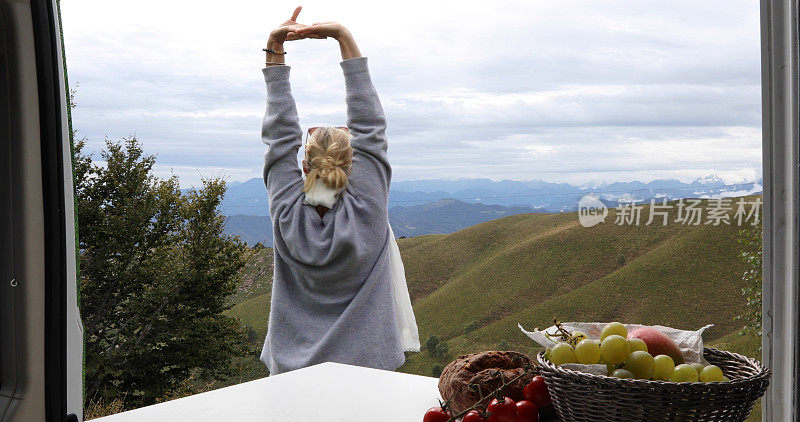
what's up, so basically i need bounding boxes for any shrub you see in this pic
[426,334,440,357]
[436,341,449,358]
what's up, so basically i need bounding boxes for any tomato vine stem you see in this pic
[444,357,537,422]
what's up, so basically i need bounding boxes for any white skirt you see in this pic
[387,224,421,352]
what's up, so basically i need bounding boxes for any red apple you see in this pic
[627,327,685,364]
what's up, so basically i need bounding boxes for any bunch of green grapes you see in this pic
[669,362,729,382]
[545,322,730,383]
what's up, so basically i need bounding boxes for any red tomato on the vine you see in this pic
[422,406,451,422]
[462,409,487,422]
[523,376,551,407]
[516,400,539,422]
[486,397,517,422]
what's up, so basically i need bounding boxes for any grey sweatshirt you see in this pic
[258,57,405,375]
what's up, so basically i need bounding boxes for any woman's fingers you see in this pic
[285,30,326,41]
[295,26,320,34]
[295,27,318,35]
[278,15,336,40]
[289,6,302,22]
[286,31,324,40]
[297,22,332,31]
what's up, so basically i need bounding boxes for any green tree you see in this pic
[735,220,763,342]
[75,136,251,408]
[426,334,440,357]
[435,341,449,358]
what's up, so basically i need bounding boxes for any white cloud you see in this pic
[61,0,762,188]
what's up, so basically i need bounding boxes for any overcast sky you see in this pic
[61,0,762,188]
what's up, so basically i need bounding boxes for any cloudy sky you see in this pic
[61,0,762,188]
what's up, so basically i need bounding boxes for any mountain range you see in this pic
[220,175,763,246]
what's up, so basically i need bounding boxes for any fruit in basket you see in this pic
[699,364,724,382]
[625,350,655,379]
[522,375,551,407]
[627,327,685,364]
[423,406,452,422]
[600,322,628,340]
[611,368,635,378]
[549,342,576,365]
[571,330,589,343]
[690,363,705,375]
[487,397,517,422]
[628,338,648,353]
[670,364,699,382]
[652,354,675,381]
[438,351,535,414]
[515,400,539,422]
[600,334,630,364]
[574,339,601,364]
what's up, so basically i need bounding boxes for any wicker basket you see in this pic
[535,347,770,421]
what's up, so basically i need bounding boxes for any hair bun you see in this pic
[321,166,348,191]
[302,127,354,193]
[322,156,338,168]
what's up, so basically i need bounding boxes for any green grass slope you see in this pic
[225,197,760,386]
[226,247,274,342]
[396,198,756,376]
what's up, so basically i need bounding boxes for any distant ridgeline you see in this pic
[216,176,762,247]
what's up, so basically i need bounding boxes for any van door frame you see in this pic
[759,0,799,420]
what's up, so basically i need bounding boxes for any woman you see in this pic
[259,7,419,376]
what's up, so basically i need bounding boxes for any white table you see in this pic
[91,362,444,421]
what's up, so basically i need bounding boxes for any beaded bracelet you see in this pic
[262,48,286,55]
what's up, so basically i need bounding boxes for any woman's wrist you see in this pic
[337,31,361,60]
[333,27,352,41]
[265,35,286,65]
[266,35,285,51]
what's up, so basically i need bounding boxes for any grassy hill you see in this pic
[393,197,758,375]
[220,196,763,419]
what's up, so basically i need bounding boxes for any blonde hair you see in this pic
[303,126,354,193]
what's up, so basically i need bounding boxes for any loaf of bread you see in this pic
[438,351,535,414]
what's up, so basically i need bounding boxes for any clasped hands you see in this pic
[269,6,348,44]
